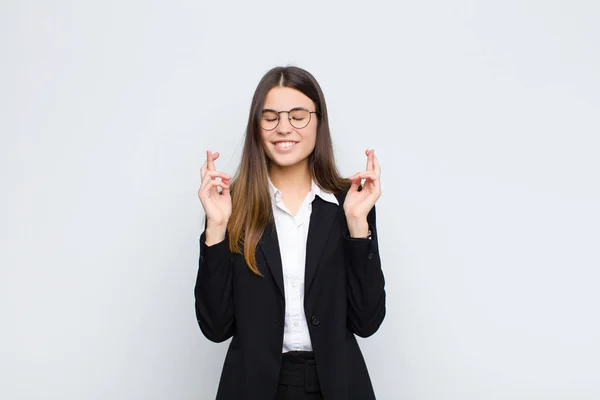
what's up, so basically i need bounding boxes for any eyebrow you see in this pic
[261,107,310,112]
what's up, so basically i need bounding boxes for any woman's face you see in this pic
[260,86,318,169]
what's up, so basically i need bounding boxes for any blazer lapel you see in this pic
[304,196,340,294]
[259,222,285,297]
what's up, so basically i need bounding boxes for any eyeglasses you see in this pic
[260,107,319,131]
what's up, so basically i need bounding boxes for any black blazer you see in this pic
[195,190,386,399]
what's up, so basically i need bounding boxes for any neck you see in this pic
[269,160,312,195]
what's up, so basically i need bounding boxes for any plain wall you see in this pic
[1,0,599,399]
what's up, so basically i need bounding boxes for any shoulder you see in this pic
[333,187,350,205]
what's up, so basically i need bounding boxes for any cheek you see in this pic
[304,129,317,150]
[259,133,275,161]
[260,132,271,148]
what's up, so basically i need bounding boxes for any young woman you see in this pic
[196,66,386,400]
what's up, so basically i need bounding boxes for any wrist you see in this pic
[205,222,227,246]
[347,218,369,238]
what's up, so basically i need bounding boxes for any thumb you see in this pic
[221,179,231,197]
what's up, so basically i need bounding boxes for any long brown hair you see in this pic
[228,66,350,276]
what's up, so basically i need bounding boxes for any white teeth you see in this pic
[276,142,295,148]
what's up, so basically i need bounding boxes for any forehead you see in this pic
[263,86,315,110]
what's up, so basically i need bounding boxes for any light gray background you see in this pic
[1,1,599,399]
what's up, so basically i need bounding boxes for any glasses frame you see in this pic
[260,107,319,131]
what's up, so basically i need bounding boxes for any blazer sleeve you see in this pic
[194,226,235,343]
[344,205,386,338]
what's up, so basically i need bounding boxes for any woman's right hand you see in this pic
[198,150,232,231]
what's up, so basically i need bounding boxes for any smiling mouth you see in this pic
[273,141,297,149]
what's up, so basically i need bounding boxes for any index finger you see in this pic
[365,149,374,172]
[206,150,217,172]
[373,154,381,176]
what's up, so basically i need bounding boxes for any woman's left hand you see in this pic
[344,149,382,225]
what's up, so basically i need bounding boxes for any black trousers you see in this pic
[276,351,324,400]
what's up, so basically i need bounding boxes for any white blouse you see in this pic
[267,177,339,353]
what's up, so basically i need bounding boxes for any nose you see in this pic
[276,112,293,135]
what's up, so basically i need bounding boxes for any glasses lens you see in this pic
[261,110,279,130]
[289,109,311,129]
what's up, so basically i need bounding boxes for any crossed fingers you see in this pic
[200,150,230,194]
[349,149,381,187]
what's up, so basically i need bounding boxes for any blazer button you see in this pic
[368,252,374,260]
[310,315,320,326]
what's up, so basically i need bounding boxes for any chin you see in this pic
[270,158,303,168]
[267,153,309,168]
